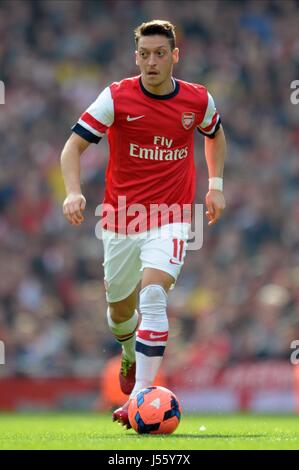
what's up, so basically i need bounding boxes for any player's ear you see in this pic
[135,50,139,66]
[172,47,179,65]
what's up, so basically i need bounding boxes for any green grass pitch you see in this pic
[0,413,298,450]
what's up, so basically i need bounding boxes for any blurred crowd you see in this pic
[0,0,299,378]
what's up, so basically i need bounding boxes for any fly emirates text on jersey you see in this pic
[129,135,188,161]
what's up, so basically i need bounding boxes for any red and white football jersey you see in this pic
[72,75,221,233]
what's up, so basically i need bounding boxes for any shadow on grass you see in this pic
[135,434,266,439]
[95,433,267,440]
[0,432,267,443]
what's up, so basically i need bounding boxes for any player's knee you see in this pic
[107,288,137,323]
[139,285,168,329]
[108,304,133,323]
[139,284,167,310]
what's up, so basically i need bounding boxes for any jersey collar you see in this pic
[139,76,180,100]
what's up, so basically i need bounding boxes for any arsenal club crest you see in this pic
[182,112,195,130]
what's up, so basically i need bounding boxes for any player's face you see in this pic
[136,35,179,92]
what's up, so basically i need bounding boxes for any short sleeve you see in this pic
[72,86,114,144]
[197,92,221,138]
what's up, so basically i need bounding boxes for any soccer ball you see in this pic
[128,386,182,434]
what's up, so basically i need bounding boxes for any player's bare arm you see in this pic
[61,133,89,226]
[204,124,226,226]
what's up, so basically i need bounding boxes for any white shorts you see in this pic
[102,223,190,303]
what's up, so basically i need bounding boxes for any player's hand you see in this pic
[63,193,86,226]
[205,190,226,226]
